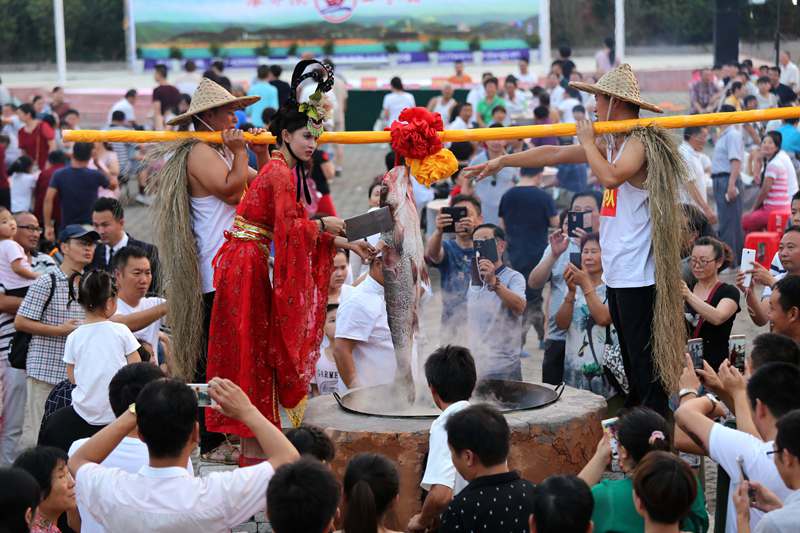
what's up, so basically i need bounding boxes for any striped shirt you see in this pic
[0,252,59,361]
[764,151,798,208]
[17,268,85,384]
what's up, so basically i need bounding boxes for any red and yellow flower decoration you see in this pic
[389,107,458,187]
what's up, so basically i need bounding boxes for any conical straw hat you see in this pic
[569,63,662,114]
[166,77,260,126]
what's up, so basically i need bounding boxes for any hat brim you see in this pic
[569,81,663,114]
[60,230,100,243]
[165,95,261,126]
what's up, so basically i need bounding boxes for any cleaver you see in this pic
[345,207,394,242]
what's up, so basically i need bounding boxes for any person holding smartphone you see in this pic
[466,224,526,381]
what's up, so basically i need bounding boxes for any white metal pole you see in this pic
[125,0,137,72]
[53,0,67,85]
[539,0,551,67]
[615,0,625,62]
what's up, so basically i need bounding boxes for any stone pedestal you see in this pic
[304,385,607,529]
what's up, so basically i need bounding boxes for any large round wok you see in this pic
[332,380,566,419]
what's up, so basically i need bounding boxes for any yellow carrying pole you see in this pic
[64,106,800,145]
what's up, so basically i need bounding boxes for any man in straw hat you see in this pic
[466,64,688,416]
[148,77,269,460]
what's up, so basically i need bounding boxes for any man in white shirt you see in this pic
[334,255,397,389]
[545,72,565,107]
[382,76,416,126]
[556,87,582,124]
[68,377,300,533]
[679,127,717,223]
[68,362,180,533]
[675,363,800,533]
[779,51,800,90]
[408,345,477,533]
[107,89,137,126]
[112,246,167,360]
[516,59,537,88]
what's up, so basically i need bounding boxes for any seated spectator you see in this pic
[675,362,800,532]
[555,233,619,398]
[467,224,526,380]
[531,105,559,147]
[334,254,398,390]
[439,404,535,533]
[13,446,77,532]
[530,191,601,385]
[0,466,41,532]
[733,409,800,533]
[266,458,340,533]
[67,377,300,532]
[408,345,477,532]
[476,77,505,128]
[285,424,335,464]
[530,475,594,533]
[744,132,797,232]
[56,271,141,441]
[425,194,483,344]
[503,76,532,124]
[682,236,740,370]
[579,407,708,533]
[342,453,401,533]
[447,103,474,131]
[312,304,341,395]
[633,451,698,533]
[91,198,160,294]
[66,363,174,533]
[756,76,778,109]
[490,105,508,127]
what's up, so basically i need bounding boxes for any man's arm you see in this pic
[408,485,453,532]
[110,302,167,331]
[425,226,446,265]
[333,337,359,388]
[187,138,250,205]
[15,315,76,337]
[0,293,22,314]
[494,280,526,316]
[68,410,137,474]
[674,396,719,455]
[576,121,647,189]
[43,187,57,238]
[463,144,587,181]
[728,157,742,201]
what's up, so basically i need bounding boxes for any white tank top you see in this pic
[432,98,455,123]
[599,138,656,288]
[190,148,237,294]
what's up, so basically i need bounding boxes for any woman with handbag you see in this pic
[555,233,619,399]
[682,236,740,371]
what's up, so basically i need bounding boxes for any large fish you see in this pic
[380,165,429,401]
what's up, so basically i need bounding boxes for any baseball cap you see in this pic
[58,224,100,243]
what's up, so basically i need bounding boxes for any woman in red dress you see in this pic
[206,60,373,462]
[16,103,55,171]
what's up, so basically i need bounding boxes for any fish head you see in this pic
[379,166,412,212]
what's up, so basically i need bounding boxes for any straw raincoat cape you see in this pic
[571,64,687,393]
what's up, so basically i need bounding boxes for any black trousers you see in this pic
[606,285,669,417]
[199,291,225,453]
[38,405,103,453]
[542,339,565,385]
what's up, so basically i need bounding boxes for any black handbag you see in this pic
[9,273,57,370]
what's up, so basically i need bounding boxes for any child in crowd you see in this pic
[530,475,594,533]
[267,458,340,533]
[0,207,39,296]
[285,424,335,464]
[63,270,140,429]
[408,345,477,532]
[341,453,402,533]
[311,304,341,396]
[633,451,698,533]
[579,407,708,533]
[8,155,37,213]
[440,404,535,533]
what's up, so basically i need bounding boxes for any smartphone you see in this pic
[474,238,499,263]
[729,335,747,373]
[602,417,621,472]
[570,252,582,269]
[741,248,756,288]
[687,338,704,370]
[188,383,216,407]
[441,206,468,233]
[737,455,758,504]
[567,211,591,238]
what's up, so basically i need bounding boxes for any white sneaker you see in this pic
[135,193,154,206]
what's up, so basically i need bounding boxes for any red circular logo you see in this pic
[315,0,356,23]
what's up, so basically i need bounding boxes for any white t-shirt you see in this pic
[107,98,136,125]
[75,461,274,533]
[549,85,565,107]
[448,116,470,131]
[0,239,34,291]
[382,91,416,125]
[335,275,397,390]
[10,171,37,212]
[63,321,140,425]
[780,61,800,89]
[420,400,470,495]
[68,437,193,533]
[679,142,705,205]
[115,296,166,350]
[557,97,582,124]
[709,423,793,533]
[312,336,341,394]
